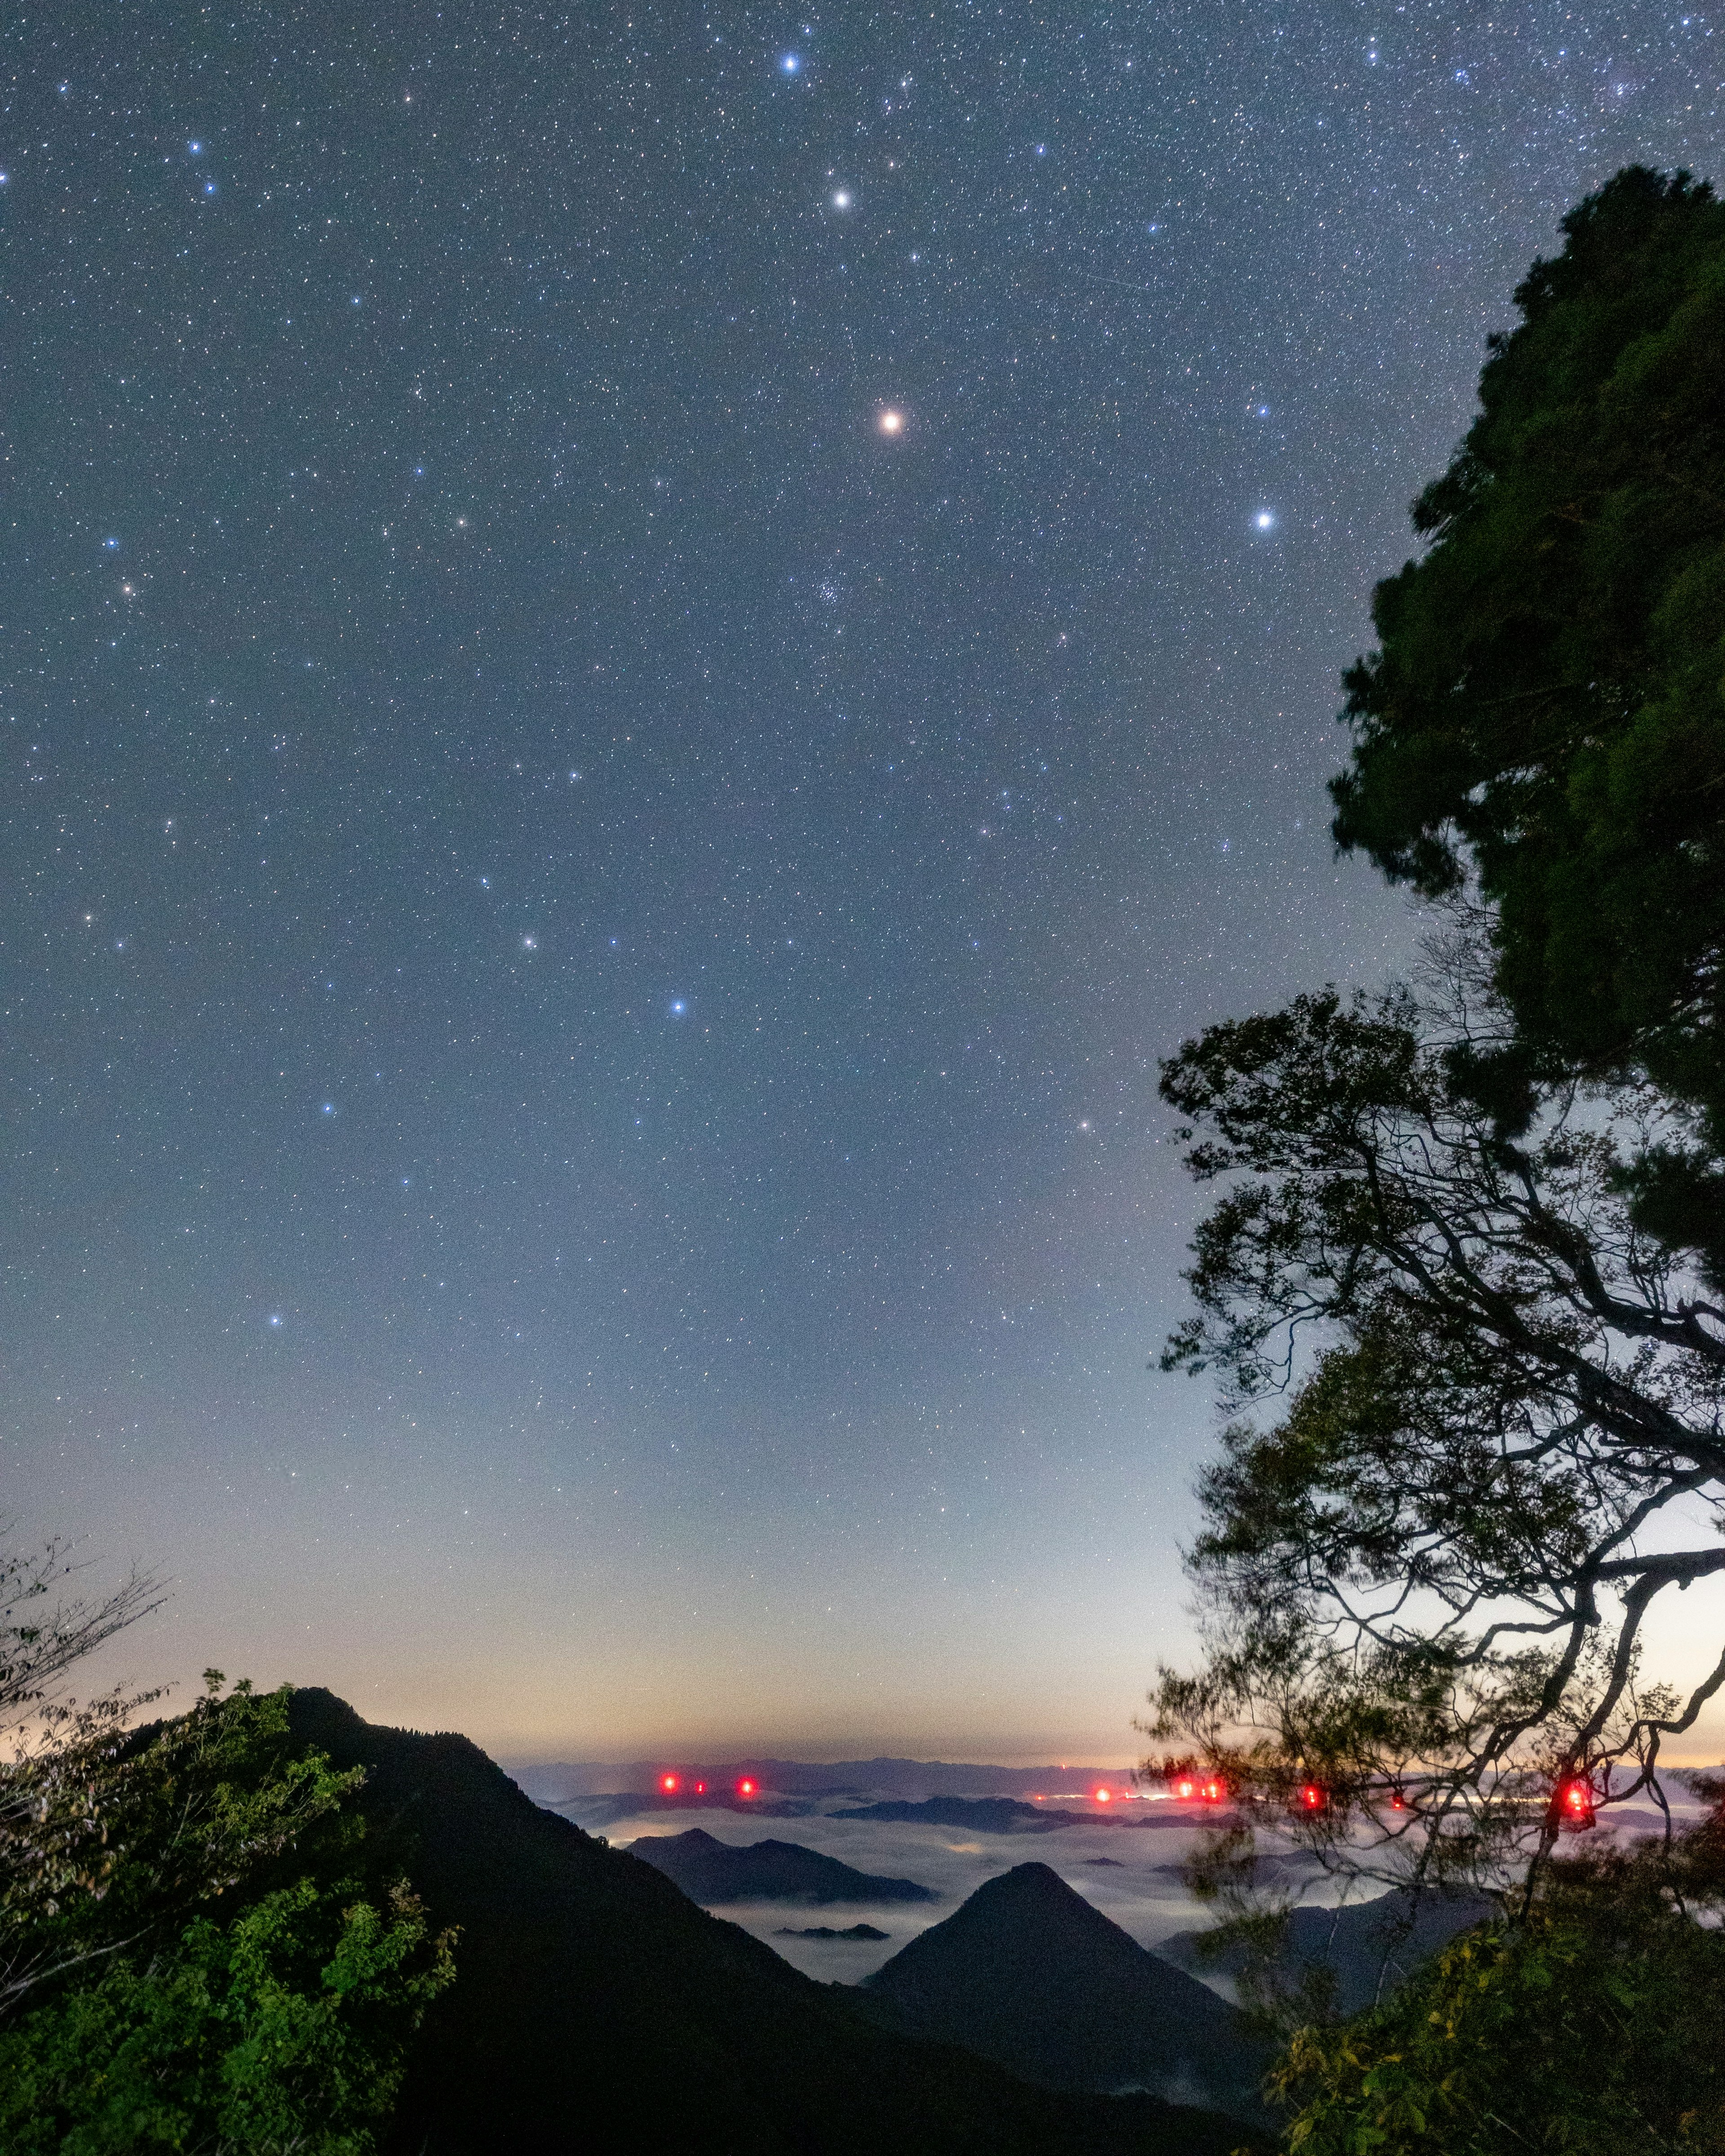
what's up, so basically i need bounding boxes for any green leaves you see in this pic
[2,1682,366,2020]
[1272,1851,1725,2154]
[0,1877,454,2155]
[0,1683,454,2152]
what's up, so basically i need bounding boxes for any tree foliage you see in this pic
[1328,167,1725,1272]
[1273,1801,1725,2153]
[1146,944,1725,1891]
[0,1678,454,2152]
[0,1875,451,2156]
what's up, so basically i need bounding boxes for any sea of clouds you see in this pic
[586,1799,1280,1983]
[559,1781,1710,1985]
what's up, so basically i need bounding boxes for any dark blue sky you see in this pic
[5,0,1718,1756]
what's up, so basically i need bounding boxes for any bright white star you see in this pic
[878,408,904,434]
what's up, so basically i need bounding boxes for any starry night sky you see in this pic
[6,3,1720,1759]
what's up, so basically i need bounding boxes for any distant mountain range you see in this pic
[834,1796,1209,1832]
[1158,1885,1497,2018]
[507,1755,1139,1803]
[556,1789,821,1830]
[285,1692,1263,2153]
[629,1827,937,1906]
[858,1862,1273,2126]
[778,1922,891,1941]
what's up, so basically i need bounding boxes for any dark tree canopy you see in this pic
[1330,167,1725,1266]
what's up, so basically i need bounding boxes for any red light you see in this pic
[694,1780,707,1796]
[1296,1781,1328,1812]
[1170,1774,1197,1801]
[1554,1776,1596,1831]
[1199,1777,1226,1806]
[736,1777,757,1799]
[1093,1785,1112,1803]
[659,1773,680,1796]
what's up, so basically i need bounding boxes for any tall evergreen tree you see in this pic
[1330,167,1725,1274]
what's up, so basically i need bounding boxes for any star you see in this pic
[832,189,851,209]
[878,409,904,434]
[780,53,799,73]
[1255,510,1275,529]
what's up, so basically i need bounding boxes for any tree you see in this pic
[1145,939,1725,1895]
[0,1678,454,2153]
[1328,167,1725,1275]
[1271,1797,1725,2153]
[2,1521,164,1727]
[2,1673,366,2020]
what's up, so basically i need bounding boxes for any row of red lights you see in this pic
[1167,1772,1232,1806]
[658,1772,756,1799]
[1159,1771,1596,1828]
[658,1766,1595,1827]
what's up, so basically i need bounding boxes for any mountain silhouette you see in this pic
[629,1826,935,1904]
[776,1922,890,1940]
[861,1861,1271,2123]
[1158,1885,1495,2017]
[285,1691,1263,2154]
[834,1797,1199,1833]
[512,1755,1138,1802]
[834,1797,1088,1832]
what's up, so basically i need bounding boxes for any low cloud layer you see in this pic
[600,1801,1246,1982]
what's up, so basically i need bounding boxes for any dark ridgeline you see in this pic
[859,1862,1273,2127]
[776,1922,892,1940]
[833,1797,1199,1833]
[1158,1886,1496,2018]
[287,1692,1265,2155]
[513,1758,1137,1803]
[628,1826,936,1905]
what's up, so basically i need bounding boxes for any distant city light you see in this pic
[736,1776,757,1798]
[660,1772,681,1795]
